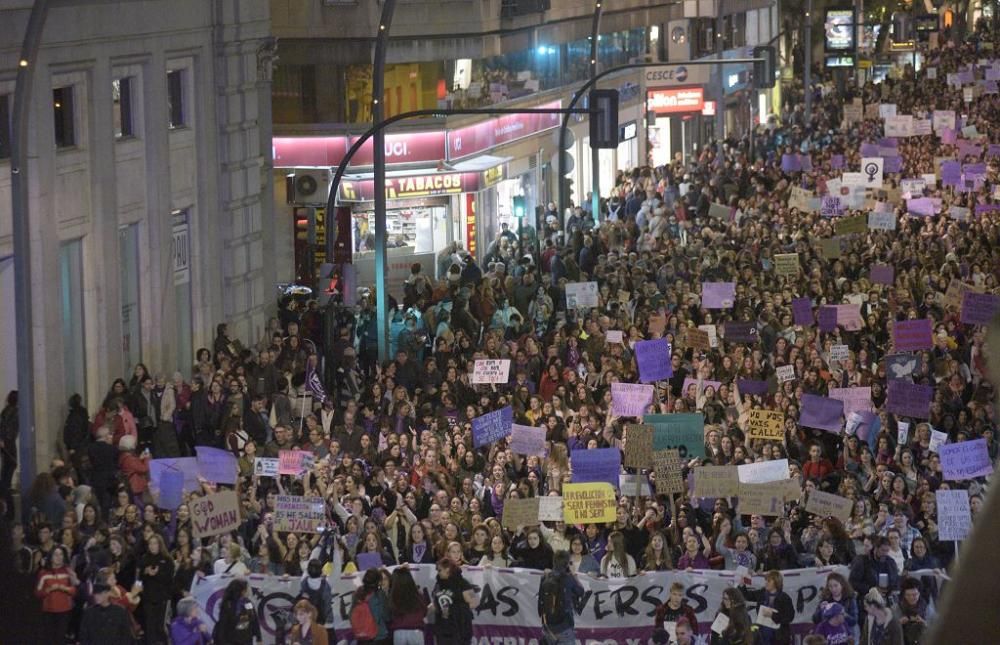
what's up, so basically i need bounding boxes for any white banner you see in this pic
[471,359,511,384]
[191,565,860,644]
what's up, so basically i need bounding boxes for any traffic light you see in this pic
[752,45,776,90]
[589,88,619,149]
[317,262,337,307]
[513,195,526,218]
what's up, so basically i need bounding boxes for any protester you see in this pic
[538,550,585,645]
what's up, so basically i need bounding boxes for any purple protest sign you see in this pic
[357,552,383,571]
[961,291,1000,325]
[724,322,758,344]
[940,128,957,144]
[799,394,845,433]
[860,143,880,156]
[195,447,239,485]
[792,298,813,326]
[988,144,1000,158]
[635,338,673,383]
[472,406,514,448]
[800,155,813,171]
[830,154,844,169]
[878,137,898,148]
[781,153,802,173]
[158,470,185,510]
[893,318,933,352]
[870,264,894,285]
[940,439,994,480]
[737,379,769,397]
[884,156,903,174]
[941,160,962,187]
[611,382,655,416]
[887,380,934,419]
[906,198,936,216]
[150,457,200,495]
[571,447,622,489]
[963,162,987,178]
[510,424,548,457]
[702,282,736,309]
[818,306,838,332]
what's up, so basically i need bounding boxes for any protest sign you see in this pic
[157,470,184,510]
[191,490,241,540]
[502,497,540,529]
[563,483,617,524]
[647,413,706,459]
[571,448,621,489]
[624,424,654,469]
[471,359,511,384]
[835,304,863,331]
[774,254,800,276]
[818,307,837,332]
[929,429,949,453]
[949,205,970,221]
[356,553,383,571]
[820,196,844,217]
[738,459,790,484]
[254,457,279,478]
[745,409,785,441]
[829,345,850,362]
[804,490,853,523]
[961,292,1000,325]
[861,157,884,187]
[944,279,983,310]
[510,424,547,457]
[828,387,872,416]
[697,324,719,348]
[274,495,326,533]
[893,318,933,352]
[702,282,736,309]
[820,237,842,259]
[868,211,897,231]
[886,353,921,380]
[737,379,769,397]
[776,365,796,382]
[686,327,712,351]
[870,265,894,285]
[634,338,673,383]
[940,439,994,480]
[738,482,786,516]
[693,465,740,498]
[472,406,514,448]
[937,490,972,541]
[724,321,758,344]
[648,313,667,336]
[835,214,867,236]
[619,474,652,497]
[933,109,956,131]
[799,394,844,433]
[538,496,564,522]
[605,330,624,344]
[898,421,910,446]
[196,447,238,485]
[565,282,600,309]
[653,449,686,495]
[792,298,813,326]
[681,378,722,397]
[150,457,200,496]
[278,450,315,476]
[843,103,862,125]
[708,202,731,219]
[886,380,933,419]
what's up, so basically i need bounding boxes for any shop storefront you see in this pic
[642,63,710,165]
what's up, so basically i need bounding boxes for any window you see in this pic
[0,94,10,159]
[53,86,75,147]
[167,69,185,128]
[113,77,134,138]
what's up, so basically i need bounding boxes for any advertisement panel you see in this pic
[646,87,705,114]
[825,9,855,51]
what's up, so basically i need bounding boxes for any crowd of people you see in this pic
[3,25,1000,645]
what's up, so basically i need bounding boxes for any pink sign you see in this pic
[273,136,346,167]
[349,131,447,166]
[447,100,562,159]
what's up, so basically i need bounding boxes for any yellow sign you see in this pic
[483,164,505,188]
[774,253,800,277]
[857,59,873,69]
[563,483,617,524]
[746,409,785,441]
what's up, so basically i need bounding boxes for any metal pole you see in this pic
[10,0,50,504]
[715,8,725,139]
[589,1,604,227]
[804,0,813,121]
[372,0,397,366]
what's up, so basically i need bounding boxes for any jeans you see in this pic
[393,629,425,645]
[545,627,576,645]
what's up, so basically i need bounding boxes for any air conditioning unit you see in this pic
[291,169,332,206]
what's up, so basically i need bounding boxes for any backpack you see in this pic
[539,572,566,627]
[350,594,378,640]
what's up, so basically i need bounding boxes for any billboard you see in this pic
[825,9,855,51]
[646,87,705,114]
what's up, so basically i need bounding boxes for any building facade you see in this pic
[0,0,274,468]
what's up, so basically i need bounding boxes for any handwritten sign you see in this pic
[190,490,241,539]
[893,319,933,352]
[944,279,982,310]
[510,424,547,457]
[635,338,673,383]
[653,449,686,495]
[471,359,511,384]
[940,439,994,480]
[563,483,617,524]
[961,292,1000,326]
[253,457,279,478]
[804,490,853,523]
[776,365,796,383]
[774,254,800,276]
[828,387,873,416]
[502,497,540,529]
[738,459,790,484]
[274,495,326,533]
[868,212,897,231]
[693,465,740,498]
[738,482,786,517]
[472,406,514,448]
[606,330,624,344]
[929,429,949,453]
[624,424,654,469]
[937,490,972,541]
[886,380,933,419]
[277,450,315,476]
[835,214,867,236]
[565,281,600,309]
[829,344,850,362]
[538,496,564,521]
[745,409,785,441]
[686,327,712,351]
[647,413,706,459]
[702,282,736,309]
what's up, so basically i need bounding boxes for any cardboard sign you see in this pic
[693,465,740,498]
[190,490,241,539]
[538,496,564,522]
[647,413,706,459]
[624,424,654,469]
[686,327,712,351]
[565,281,600,309]
[606,330,624,344]
[738,482,786,516]
[774,253,800,276]
[472,359,512,384]
[635,338,673,383]
[893,319,933,352]
[738,459,790,484]
[653,449,686,495]
[940,439,994,480]
[944,279,983,310]
[937,490,972,541]
[563,483,617,524]
[746,409,785,441]
[471,406,514,448]
[697,324,719,348]
[804,490,853,523]
[254,457,280,478]
[835,214,867,236]
[820,237,842,259]
[510,423,547,457]
[502,497,540,529]
[274,495,326,534]
[571,447,622,489]
[776,365,796,382]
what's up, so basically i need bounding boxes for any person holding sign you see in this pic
[739,570,795,645]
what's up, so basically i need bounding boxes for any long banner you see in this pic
[189,564,940,644]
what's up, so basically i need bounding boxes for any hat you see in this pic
[822,602,845,620]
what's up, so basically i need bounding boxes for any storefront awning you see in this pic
[339,158,510,202]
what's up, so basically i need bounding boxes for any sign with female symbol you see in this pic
[861,157,883,187]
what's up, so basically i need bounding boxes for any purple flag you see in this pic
[635,338,673,383]
[886,380,933,419]
[961,292,1000,325]
[893,318,933,352]
[737,379,769,396]
[818,306,838,332]
[792,297,813,326]
[799,394,845,432]
[870,264,894,285]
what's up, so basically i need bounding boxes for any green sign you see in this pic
[645,413,706,459]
